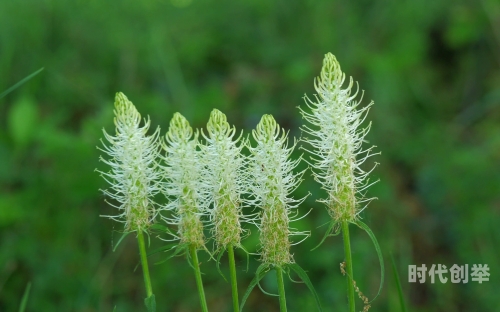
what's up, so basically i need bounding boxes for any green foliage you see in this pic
[144,294,156,312]
[0,68,43,99]
[354,220,384,303]
[1,0,499,311]
[390,254,407,312]
[18,282,31,312]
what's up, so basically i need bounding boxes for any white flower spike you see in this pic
[98,92,162,232]
[249,114,308,267]
[201,109,247,251]
[300,53,378,222]
[161,113,206,248]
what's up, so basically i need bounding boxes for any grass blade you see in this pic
[1,68,44,99]
[288,263,323,311]
[354,220,384,303]
[112,231,130,252]
[18,282,31,312]
[216,249,228,281]
[390,253,407,312]
[311,221,339,251]
[147,243,177,257]
[240,263,270,312]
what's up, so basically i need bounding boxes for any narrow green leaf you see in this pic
[354,220,384,303]
[311,221,339,251]
[240,264,270,312]
[289,264,323,312]
[149,223,168,231]
[18,282,31,312]
[144,294,156,312]
[216,249,228,282]
[147,243,177,257]
[239,244,250,273]
[390,253,407,312]
[286,268,303,284]
[1,67,44,99]
[154,245,186,265]
[149,223,176,236]
[113,231,130,252]
[112,306,116,312]
[257,271,279,297]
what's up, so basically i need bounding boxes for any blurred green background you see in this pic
[1,0,499,311]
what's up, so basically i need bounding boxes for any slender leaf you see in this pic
[239,244,250,272]
[113,231,130,252]
[154,244,186,265]
[149,223,176,237]
[147,243,177,257]
[1,68,44,99]
[286,268,303,284]
[18,282,31,312]
[240,264,270,312]
[257,271,279,297]
[311,221,339,251]
[354,220,384,303]
[216,249,228,281]
[149,223,169,232]
[289,263,323,312]
[390,253,407,312]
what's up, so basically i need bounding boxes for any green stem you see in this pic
[342,221,355,312]
[137,231,153,298]
[190,245,208,312]
[227,244,239,312]
[276,266,287,312]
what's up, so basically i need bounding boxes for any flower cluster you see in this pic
[300,53,378,222]
[200,109,247,251]
[248,114,308,267]
[161,113,206,248]
[98,92,161,232]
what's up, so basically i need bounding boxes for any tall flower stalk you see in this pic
[241,115,322,312]
[200,109,247,312]
[300,53,382,312]
[98,92,160,311]
[161,113,208,312]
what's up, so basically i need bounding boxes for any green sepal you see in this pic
[113,231,130,252]
[288,263,323,311]
[353,220,384,303]
[311,221,339,251]
[144,294,156,312]
[240,264,270,312]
